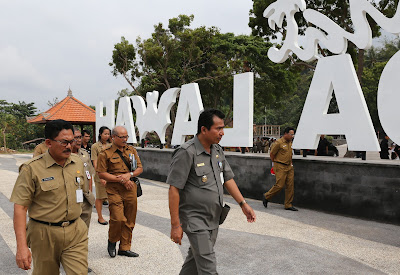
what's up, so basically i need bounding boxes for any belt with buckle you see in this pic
[30,218,77,227]
[275,161,290,166]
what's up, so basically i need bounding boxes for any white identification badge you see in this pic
[220,172,224,185]
[85,170,91,179]
[76,189,83,203]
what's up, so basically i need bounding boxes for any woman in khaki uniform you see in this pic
[91,126,111,225]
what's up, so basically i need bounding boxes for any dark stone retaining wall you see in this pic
[136,148,400,224]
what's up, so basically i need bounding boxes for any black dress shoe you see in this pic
[262,196,268,208]
[88,267,92,273]
[285,206,298,211]
[118,250,139,257]
[98,219,108,225]
[108,240,116,258]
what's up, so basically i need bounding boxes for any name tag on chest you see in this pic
[41,177,54,182]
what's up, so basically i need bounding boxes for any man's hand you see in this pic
[116,173,131,183]
[16,245,31,270]
[170,225,183,245]
[100,179,107,186]
[241,204,256,223]
[123,180,134,190]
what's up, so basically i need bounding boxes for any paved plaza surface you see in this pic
[0,154,399,275]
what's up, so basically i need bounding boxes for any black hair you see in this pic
[45,120,74,140]
[82,129,90,136]
[98,126,111,141]
[197,109,225,134]
[284,127,295,134]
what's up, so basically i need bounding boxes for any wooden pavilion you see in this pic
[27,89,97,142]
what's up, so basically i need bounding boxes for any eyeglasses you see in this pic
[116,135,129,139]
[74,136,82,139]
[51,139,75,146]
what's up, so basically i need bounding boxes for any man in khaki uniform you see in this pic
[32,141,48,157]
[72,129,96,228]
[97,126,143,258]
[168,109,256,274]
[11,119,88,274]
[263,127,298,211]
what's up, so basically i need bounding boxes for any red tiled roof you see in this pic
[28,93,95,124]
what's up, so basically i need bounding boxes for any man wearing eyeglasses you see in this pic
[10,119,88,274]
[71,129,96,228]
[96,126,143,258]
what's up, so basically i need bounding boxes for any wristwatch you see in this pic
[239,200,247,207]
[130,172,134,177]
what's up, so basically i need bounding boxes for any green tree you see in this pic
[109,37,140,93]
[110,15,299,130]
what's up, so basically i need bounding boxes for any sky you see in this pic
[0,0,254,113]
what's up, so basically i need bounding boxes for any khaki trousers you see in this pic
[80,198,93,229]
[180,228,219,275]
[264,162,294,208]
[27,218,88,275]
[106,182,137,251]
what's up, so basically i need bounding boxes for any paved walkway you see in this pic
[0,154,399,275]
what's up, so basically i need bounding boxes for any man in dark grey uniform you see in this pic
[168,109,256,275]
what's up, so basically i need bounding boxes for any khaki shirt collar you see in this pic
[43,150,74,168]
[110,142,128,153]
[194,135,213,156]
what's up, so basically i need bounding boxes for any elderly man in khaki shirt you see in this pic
[263,127,298,211]
[97,126,143,258]
[11,120,88,274]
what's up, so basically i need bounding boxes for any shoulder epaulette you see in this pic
[24,154,44,165]
[180,139,195,150]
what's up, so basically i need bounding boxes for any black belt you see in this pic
[275,161,290,166]
[30,218,77,227]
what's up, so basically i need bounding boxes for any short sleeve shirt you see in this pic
[166,136,234,232]
[96,143,142,176]
[91,141,111,161]
[33,142,48,157]
[270,137,293,165]
[10,152,85,223]
[76,148,95,193]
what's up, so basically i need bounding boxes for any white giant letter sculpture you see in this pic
[96,100,115,138]
[220,72,254,147]
[131,88,180,144]
[293,55,379,151]
[171,83,204,145]
[264,0,400,151]
[115,96,137,144]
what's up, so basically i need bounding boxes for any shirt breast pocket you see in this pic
[194,166,213,186]
[40,179,59,192]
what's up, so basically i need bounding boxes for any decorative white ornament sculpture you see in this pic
[131,88,180,144]
[292,54,380,151]
[115,96,137,143]
[171,83,204,145]
[265,0,400,63]
[96,100,115,138]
